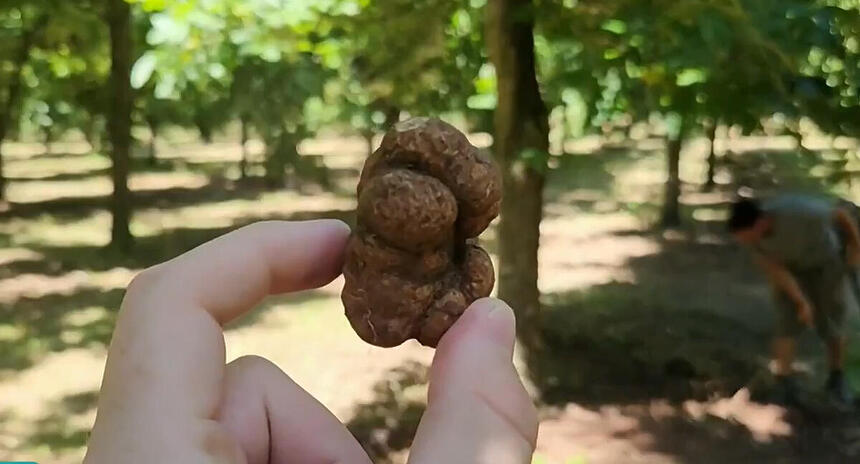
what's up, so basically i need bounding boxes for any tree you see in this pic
[136,83,188,164]
[333,0,492,135]
[230,56,331,188]
[131,0,341,186]
[702,120,718,191]
[0,5,49,200]
[107,0,134,251]
[544,0,807,226]
[486,0,549,348]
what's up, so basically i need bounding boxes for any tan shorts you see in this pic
[773,264,852,339]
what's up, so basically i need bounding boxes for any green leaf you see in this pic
[147,13,190,45]
[131,52,158,89]
[141,0,168,12]
[519,147,549,171]
[601,19,627,35]
[603,48,622,60]
[467,93,497,110]
[676,68,707,87]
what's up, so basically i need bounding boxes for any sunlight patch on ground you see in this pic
[0,213,111,248]
[0,249,44,266]
[539,213,660,293]
[683,388,792,443]
[7,171,209,205]
[135,191,355,235]
[224,278,433,421]
[0,347,102,464]
[5,155,108,179]
[152,141,258,162]
[537,396,791,464]
[0,348,104,427]
[3,142,93,159]
[0,268,136,304]
[536,403,675,464]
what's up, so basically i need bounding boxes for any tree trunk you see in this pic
[660,119,685,228]
[486,0,549,350]
[146,118,158,165]
[362,129,375,157]
[239,115,250,179]
[0,13,47,201]
[703,121,717,192]
[43,126,53,155]
[198,123,213,144]
[264,130,290,189]
[107,0,134,251]
[84,116,99,152]
[383,106,400,129]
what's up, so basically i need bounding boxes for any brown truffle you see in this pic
[342,117,502,347]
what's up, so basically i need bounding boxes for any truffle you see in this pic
[341,117,501,347]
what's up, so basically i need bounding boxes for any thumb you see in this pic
[408,298,538,464]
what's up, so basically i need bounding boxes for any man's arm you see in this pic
[834,207,860,248]
[834,207,860,266]
[753,252,813,325]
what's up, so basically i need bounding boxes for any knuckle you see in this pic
[228,355,277,373]
[126,264,168,296]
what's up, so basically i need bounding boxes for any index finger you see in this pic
[86,220,350,460]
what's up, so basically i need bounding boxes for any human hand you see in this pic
[83,220,538,464]
[797,299,815,328]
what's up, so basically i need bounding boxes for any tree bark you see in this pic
[362,129,375,157]
[660,118,685,228]
[43,125,53,155]
[486,0,549,350]
[383,106,400,129]
[107,0,134,251]
[146,117,158,165]
[703,121,717,191]
[0,13,47,201]
[239,114,250,179]
[264,130,292,189]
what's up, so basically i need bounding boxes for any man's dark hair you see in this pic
[728,198,763,232]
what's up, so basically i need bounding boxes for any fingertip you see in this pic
[414,297,538,462]
[318,218,352,237]
[290,220,352,289]
[298,219,352,245]
[437,297,516,358]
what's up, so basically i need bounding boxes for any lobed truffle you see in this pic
[341,117,502,347]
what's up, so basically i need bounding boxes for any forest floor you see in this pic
[1,131,860,463]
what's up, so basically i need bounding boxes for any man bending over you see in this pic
[728,194,860,405]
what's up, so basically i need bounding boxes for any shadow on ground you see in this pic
[346,361,428,464]
[0,289,122,373]
[529,227,860,462]
[0,207,354,373]
[24,390,98,452]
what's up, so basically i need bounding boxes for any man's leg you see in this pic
[824,337,850,404]
[811,268,853,404]
[826,336,845,371]
[773,336,797,377]
[771,336,800,404]
[771,289,803,404]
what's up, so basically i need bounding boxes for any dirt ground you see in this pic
[2,133,860,463]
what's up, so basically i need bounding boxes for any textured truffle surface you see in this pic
[341,117,502,347]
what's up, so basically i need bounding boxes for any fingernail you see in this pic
[475,298,516,349]
[486,299,514,321]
